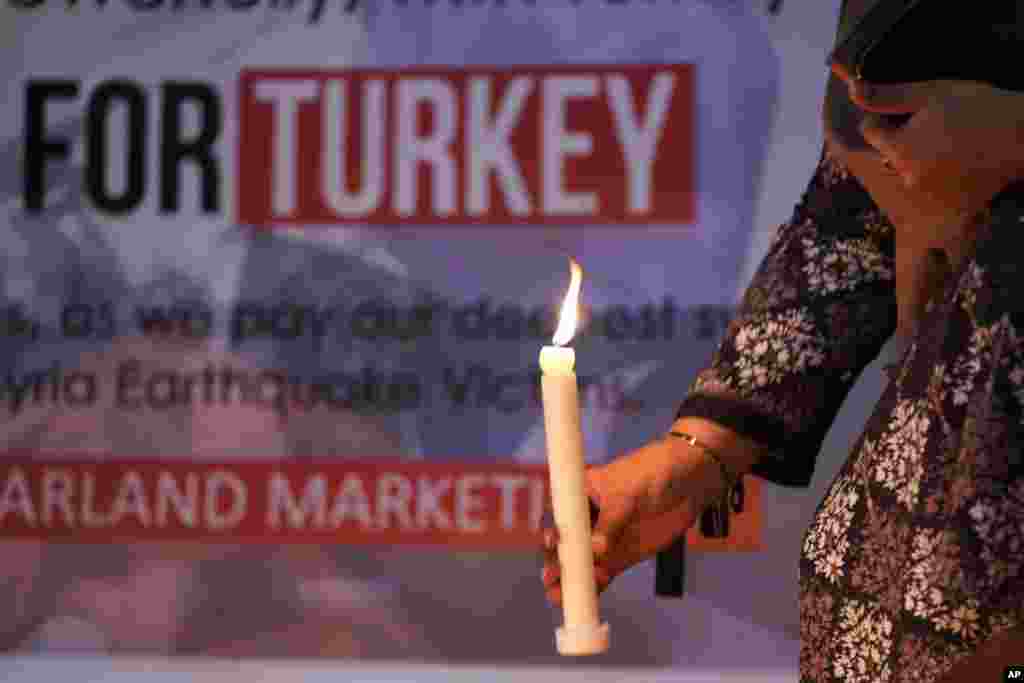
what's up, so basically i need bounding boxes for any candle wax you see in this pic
[539,344,609,655]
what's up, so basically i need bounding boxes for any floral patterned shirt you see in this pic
[677,146,1024,682]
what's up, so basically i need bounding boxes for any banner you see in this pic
[1,0,779,664]
[0,460,760,549]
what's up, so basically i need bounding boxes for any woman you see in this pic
[541,3,1024,681]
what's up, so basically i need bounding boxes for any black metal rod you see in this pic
[655,534,686,598]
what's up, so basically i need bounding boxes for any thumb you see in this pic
[587,493,631,560]
[849,79,940,114]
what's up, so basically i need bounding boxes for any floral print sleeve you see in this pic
[797,185,1024,683]
[677,147,897,486]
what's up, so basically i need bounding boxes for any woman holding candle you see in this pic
[542,2,1024,681]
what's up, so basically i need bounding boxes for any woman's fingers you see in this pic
[542,560,562,605]
[591,532,610,561]
[542,564,559,586]
[543,565,614,606]
[544,561,609,587]
[542,545,613,603]
[542,527,610,566]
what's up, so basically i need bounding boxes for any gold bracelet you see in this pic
[667,430,737,498]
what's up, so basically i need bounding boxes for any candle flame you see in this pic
[552,258,582,346]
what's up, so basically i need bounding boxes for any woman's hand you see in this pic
[540,441,701,606]
[539,418,762,606]
[834,68,1024,215]
[541,501,696,606]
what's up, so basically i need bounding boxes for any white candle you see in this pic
[540,259,609,656]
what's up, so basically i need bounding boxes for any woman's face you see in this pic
[824,74,976,252]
